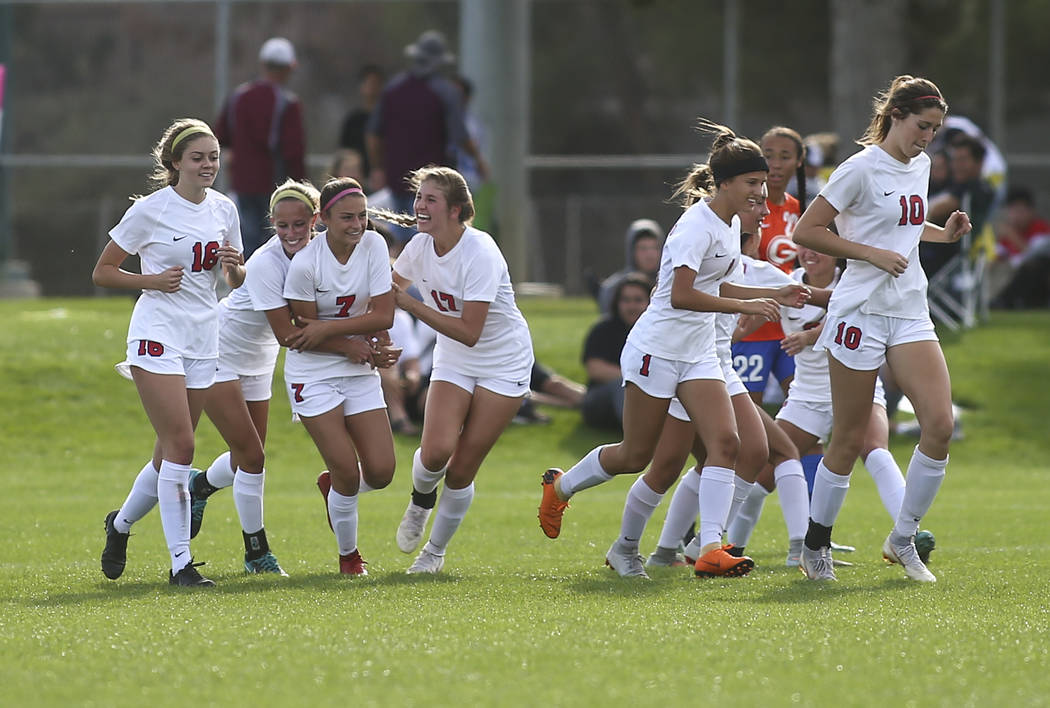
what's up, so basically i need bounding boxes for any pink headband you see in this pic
[914,95,942,101]
[321,187,364,213]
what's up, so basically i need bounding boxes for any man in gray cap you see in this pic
[366,30,488,242]
[215,37,306,257]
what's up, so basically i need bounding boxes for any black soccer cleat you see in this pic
[168,561,215,587]
[101,510,129,580]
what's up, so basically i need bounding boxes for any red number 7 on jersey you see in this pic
[335,295,356,317]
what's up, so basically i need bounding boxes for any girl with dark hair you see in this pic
[282,177,397,576]
[793,75,970,582]
[538,121,809,578]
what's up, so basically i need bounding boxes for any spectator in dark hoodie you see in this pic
[580,273,652,430]
[596,218,663,315]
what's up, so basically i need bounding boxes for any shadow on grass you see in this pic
[10,567,471,607]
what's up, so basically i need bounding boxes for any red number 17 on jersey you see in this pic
[430,290,458,312]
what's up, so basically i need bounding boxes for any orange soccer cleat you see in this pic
[693,544,754,578]
[538,468,569,538]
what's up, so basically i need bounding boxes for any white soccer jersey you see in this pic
[782,267,840,404]
[109,186,241,358]
[628,200,739,362]
[218,235,292,376]
[819,145,932,319]
[393,226,533,380]
[283,230,392,382]
[723,255,795,357]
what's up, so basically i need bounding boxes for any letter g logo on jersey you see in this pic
[767,235,798,267]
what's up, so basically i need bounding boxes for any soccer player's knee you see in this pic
[622,448,655,473]
[923,410,955,448]
[365,462,395,490]
[712,430,740,466]
[421,449,452,472]
[166,434,195,465]
[739,440,768,474]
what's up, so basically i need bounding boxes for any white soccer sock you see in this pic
[114,460,159,533]
[559,446,613,498]
[205,450,236,489]
[328,487,359,556]
[726,484,768,548]
[726,476,755,532]
[893,446,947,539]
[864,447,907,520]
[809,460,851,528]
[427,483,475,554]
[773,459,809,541]
[618,476,664,549]
[412,447,446,495]
[656,467,701,550]
[233,468,265,534]
[157,459,192,572]
[697,465,735,548]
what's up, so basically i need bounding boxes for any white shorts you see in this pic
[286,373,386,418]
[431,366,529,399]
[620,340,723,400]
[116,339,217,390]
[214,367,275,402]
[816,311,937,371]
[776,379,888,441]
[667,355,746,422]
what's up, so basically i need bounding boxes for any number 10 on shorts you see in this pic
[834,322,862,350]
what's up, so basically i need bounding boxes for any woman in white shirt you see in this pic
[379,166,534,574]
[93,118,244,587]
[538,122,809,578]
[793,75,971,582]
[281,177,397,576]
[187,179,322,577]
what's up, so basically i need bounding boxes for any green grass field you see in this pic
[2,297,1048,707]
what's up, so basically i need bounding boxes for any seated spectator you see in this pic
[513,361,586,425]
[924,133,996,278]
[580,273,652,430]
[991,187,1050,309]
[595,219,663,315]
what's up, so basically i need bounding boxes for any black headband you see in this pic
[712,155,769,185]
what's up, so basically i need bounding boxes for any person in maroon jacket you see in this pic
[366,30,487,244]
[216,37,306,258]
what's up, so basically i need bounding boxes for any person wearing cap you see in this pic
[366,30,488,243]
[216,37,307,259]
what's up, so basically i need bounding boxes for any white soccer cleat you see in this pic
[882,534,937,582]
[800,545,837,581]
[645,545,687,568]
[786,538,804,567]
[605,541,649,578]
[406,547,445,574]
[396,501,432,554]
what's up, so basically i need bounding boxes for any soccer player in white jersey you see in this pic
[93,118,244,587]
[379,166,534,574]
[638,196,813,576]
[724,244,915,566]
[793,76,971,582]
[283,177,397,576]
[538,122,809,578]
[187,179,322,577]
